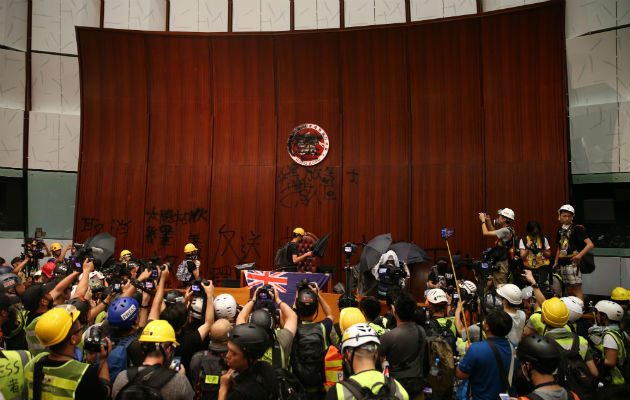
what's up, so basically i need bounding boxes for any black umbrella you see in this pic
[359,233,393,275]
[83,232,116,265]
[389,241,432,264]
[311,232,331,258]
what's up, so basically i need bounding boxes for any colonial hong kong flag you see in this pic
[244,270,330,304]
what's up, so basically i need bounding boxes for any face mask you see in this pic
[493,218,501,226]
[562,224,571,230]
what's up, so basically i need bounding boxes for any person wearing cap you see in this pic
[540,297,599,379]
[592,300,627,385]
[479,208,517,287]
[379,292,426,399]
[495,283,526,344]
[287,227,314,270]
[112,319,194,399]
[553,204,594,302]
[24,306,112,399]
[326,323,408,400]
[427,256,457,290]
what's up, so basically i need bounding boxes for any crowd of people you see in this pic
[0,203,628,400]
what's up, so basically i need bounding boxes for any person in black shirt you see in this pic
[287,227,313,269]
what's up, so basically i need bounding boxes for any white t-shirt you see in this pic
[506,309,526,344]
[518,237,550,250]
[603,332,619,350]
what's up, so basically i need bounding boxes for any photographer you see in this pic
[50,242,71,264]
[427,257,457,290]
[176,243,201,286]
[479,208,517,287]
[454,280,484,343]
[518,221,552,289]
[372,251,409,300]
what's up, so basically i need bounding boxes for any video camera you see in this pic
[343,242,358,257]
[472,249,498,278]
[296,278,313,292]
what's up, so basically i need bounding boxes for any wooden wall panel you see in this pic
[142,36,213,269]
[408,20,485,257]
[75,31,148,254]
[481,2,568,243]
[340,28,410,250]
[274,33,343,272]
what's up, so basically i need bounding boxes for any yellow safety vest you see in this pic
[0,349,31,400]
[335,369,409,400]
[436,317,457,337]
[24,352,90,400]
[594,330,627,385]
[368,322,386,337]
[546,329,589,360]
[259,335,286,369]
[25,314,46,356]
[528,311,546,336]
[558,226,579,259]
[523,236,550,268]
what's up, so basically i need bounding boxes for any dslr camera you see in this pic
[296,278,312,292]
[343,242,358,257]
[256,284,274,302]
[191,279,209,296]
[84,326,108,353]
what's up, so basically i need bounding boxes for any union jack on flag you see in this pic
[243,270,330,304]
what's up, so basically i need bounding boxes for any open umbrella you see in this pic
[389,241,432,264]
[83,232,116,265]
[311,232,331,258]
[359,233,392,275]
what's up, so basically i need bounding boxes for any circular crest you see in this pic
[287,123,329,166]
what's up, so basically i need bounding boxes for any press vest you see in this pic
[523,236,550,268]
[436,316,457,337]
[546,329,590,360]
[558,225,581,259]
[369,322,386,337]
[528,311,546,336]
[595,329,627,385]
[494,227,516,260]
[335,369,409,400]
[25,314,46,356]
[24,352,90,400]
[260,334,286,369]
[0,350,31,400]
[325,345,344,391]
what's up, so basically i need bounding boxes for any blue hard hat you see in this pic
[107,296,139,329]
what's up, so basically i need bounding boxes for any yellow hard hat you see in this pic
[611,287,630,301]
[50,243,62,252]
[184,243,198,253]
[34,306,80,347]
[541,297,569,328]
[339,307,366,333]
[139,320,180,346]
[119,250,132,260]
[293,227,305,236]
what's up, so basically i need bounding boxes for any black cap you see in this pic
[21,284,52,312]
[0,293,21,310]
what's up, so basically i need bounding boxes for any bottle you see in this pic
[429,358,440,376]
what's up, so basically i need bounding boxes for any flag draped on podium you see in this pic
[243,270,330,304]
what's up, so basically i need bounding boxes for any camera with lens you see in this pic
[472,250,494,278]
[190,279,209,296]
[256,284,274,302]
[528,241,540,255]
[343,242,358,257]
[84,326,108,353]
[150,256,170,272]
[296,278,312,292]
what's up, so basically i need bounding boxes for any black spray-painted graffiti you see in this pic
[277,165,337,208]
[346,168,359,184]
[80,217,131,237]
[211,224,262,265]
[144,207,208,249]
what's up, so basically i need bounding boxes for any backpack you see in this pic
[425,319,456,394]
[115,365,176,400]
[519,388,578,400]
[275,243,291,269]
[552,333,595,400]
[188,349,227,400]
[340,375,400,400]
[176,260,195,282]
[290,322,327,388]
[108,334,139,382]
[275,367,308,400]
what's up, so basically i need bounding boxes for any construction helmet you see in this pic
[521,286,534,300]
[558,204,575,215]
[541,297,569,328]
[339,307,366,333]
[459,280,477,295]
[611,287,630,301]
[498,208,515,221]
[35,306,80,347]
[139,320,180,345]
[119,250,132,261]
[426,288,448,304]
[107,297,139,329]
[496,284,522,306]
[560,296,584,322]
[341,323,380,352]
[213,294,238,320]
[516,334,561,374]
[595,300,624,322]
[228,323,270,359]
[293,227,305,236]
[184,243,198,253]
[50,243,62,252]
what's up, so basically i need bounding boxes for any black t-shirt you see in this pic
[556,224,589,254]
[174,328,204,371]
[228,361,279,400]
[380,323,426,378]
[427,264,456,288]
[39,358,108,399]
[287,242,299,266]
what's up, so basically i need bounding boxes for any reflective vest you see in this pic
[259,335,286,369]
[334,369,409,400]
[368,322,386,337]
[25,314,46,356]
[436,317,457,337]
[558,225,579,259]
[494,227,516,260]
[546,329,590,360]
[24,352,90,400]
[595,330,627,385]
[523,236,550,268]
[528,311,546,336]
[0,349,31,400]
[325,345,344,391]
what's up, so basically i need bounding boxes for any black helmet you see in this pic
[0,273,22,292]
[338,295,359,310]
[164,290,184,305]
[516,334,560,374]
[67,297,90,322]
[248,309,274,333]
[295,288,318,317]
[228,323,270,359]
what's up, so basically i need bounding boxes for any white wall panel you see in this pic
[444,0,477,17]
[410,0,443,21]
[0,239,29,260]
[294,0,317,30]
[621,257,630,288]
[375,0,405,24]
[129,0,167,30]
[619,0,630,26]
[61,0,101,54]
[569,103,620,174]
[619,101,630,172]
[345,0,374,27]
[200,0,228,31]
[483,0,524,12]
[618,28,629,103]
[0,49,26,110]
[0,108,24,168]
[31,54,80,115]
[261,0,290,31]
[32,0,62,53]
[0,0,28,51]
[583,256,622,296]
[317,0,340,28]
[58,114,80,171]
[104,0,130,29]
[60,56,80,115]
[170,0,198,31]
[29,112,61,170]
[566,0,621,39]
[233,0,261,31]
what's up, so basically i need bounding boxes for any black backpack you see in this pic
[275,367,308,400]
[188,349,227,400]
[340,376,400,400]
[275,243,291,268]
[426,318,457,352]
[290,322,327,388]
[552,333,596,400]
[115,365,176,400]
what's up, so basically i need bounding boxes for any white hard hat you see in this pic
[341,323,379,352]
[496,284,522,305]
[561,296,584,322]
[426,288,448,304]
[595,300,624,322]
[498,208,515,221]
[214,294,238,320]
[459,280,477,295]
[558,204,575,215]
[190,297,205,320]
[521,286,534,300]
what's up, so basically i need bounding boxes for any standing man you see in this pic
[553,204,594,302]
[176,243,201,285]
[479,208,516,287]
[288,227,313,270]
